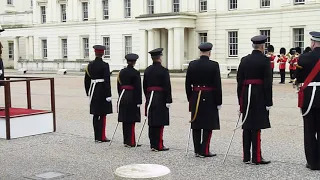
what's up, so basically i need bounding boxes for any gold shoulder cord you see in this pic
[189,90,202,123]
[85,65,91,77]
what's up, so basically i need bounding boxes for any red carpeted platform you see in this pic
[0,108,50,118]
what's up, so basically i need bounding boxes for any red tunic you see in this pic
[289,56,298,70]
[277,55,287,70]
[269,55,276,69]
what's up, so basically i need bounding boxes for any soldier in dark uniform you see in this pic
[117,53,142,147]
[143,48,172,151]
[296,31,320,170]
[84,45,113,143]
[185,42,222,158]
[237,35,272,165]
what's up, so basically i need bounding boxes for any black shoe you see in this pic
[289,81,293,83]
[151,146,169,152]
[125,144,141,148]
[243,159,251,164]
[96,139,111,143]
[306,164,320,170]
[199,152,216,158]
[252,159,271,165]
[195,153,200,157]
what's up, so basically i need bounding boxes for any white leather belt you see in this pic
[88,79,105,105]
[301,82,320,117]
[280,62,285,64]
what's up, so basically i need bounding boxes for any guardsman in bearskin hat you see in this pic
[185,42,222,158]
[267,45,276,82]
[303,47,312,54]
[277,47,288,84]
[84,45,113,143]
[143,48,172,151]
[289,47,301,83]
[116,53,142,147]
[237,35,272,165]
[296,31,320,170]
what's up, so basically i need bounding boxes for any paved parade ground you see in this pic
[1,73,320,180]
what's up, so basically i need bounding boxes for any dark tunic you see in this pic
[143,62,172,127]
[117,65,142,123]
[237,50,273,130]
[185,55,222,130]
[84,57,113,115]
[296,47,320,109]
[0,58,4,86]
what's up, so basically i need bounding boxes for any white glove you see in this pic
[137,104,141,107]
[266,106,272,111]
[106,97,112,102]
[217,105,222,110]
[166,103,171,108]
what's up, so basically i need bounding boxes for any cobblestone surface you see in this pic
[0,73,319,180]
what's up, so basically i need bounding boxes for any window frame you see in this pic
[229,0,237,10]
[293,28,304,50]
[260,29,271,54]
[42,39,48,59]
[102,0,109,20]
[61,39,68,59]
[124,35,132,56]
[82,2,89,21]
[103,36,111,59]
[173,0,180,13]
[61,4,67,22]
[40,6,46,24]
[8,42,14,60]
[82,37,89,58]
[228,31,238,57]
[124,0,131,18]
[199,0,207,12]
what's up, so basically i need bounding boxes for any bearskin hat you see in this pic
[289,48,295,55]
[280,47,286,54]
[295,47,302,54]
[267,45,274,52]
[303,47,312,54]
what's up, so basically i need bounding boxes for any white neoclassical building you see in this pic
[0,0,320,71]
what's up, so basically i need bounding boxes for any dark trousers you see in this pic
[271,69,274,82]
[192,129,212,155]
[280,69,285,83]
[149,126,164,150]
[290,69,296,80]
[93,115,107,141]
[122,122,136,146]
[243,130,262,163]
[303,108,320,168]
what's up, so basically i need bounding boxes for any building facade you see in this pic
[0,0,319,71]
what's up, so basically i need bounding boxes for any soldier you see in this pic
[143,48,172,151]
[237,35,272,165]
[84,45,113,143]
[117,53,142,147]
[296,31,320,170]
[267,45,276,82]
[289,47,300,83]
[277,47,288,84]
[185,42,222,158]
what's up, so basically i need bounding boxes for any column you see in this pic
[29,36,34,61]
[167,28,174,70]
[14,37,20,69]
[154,29,161,48]
[25,37,29,60]
[188,28,197,60]
[173,27,184,70]
[160,29,168,68]
[147,29,154,66]
[139,29,148,70]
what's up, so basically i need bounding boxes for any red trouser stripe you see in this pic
[102,116,106,140]
[206,131,212,155]
[257,131,261,163]
[131,123,135,145]
[159,126,164,150]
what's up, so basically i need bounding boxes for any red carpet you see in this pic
[0,108,49,118]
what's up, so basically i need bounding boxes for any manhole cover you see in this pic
[25,171,72,179]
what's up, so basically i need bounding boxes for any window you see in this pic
[61,4,67,22]
[42,39,48,58]
[124,0,131,18]
[8,42,14,59]
[293,28,304,50]
[261,0,270,7]
[124,36,132,55]
[61,39,68,58]
[229,0,237,10]
[147,0,154,14]
[103,37,110,58]
[228,31,238,57]
[294,0,305,4]
[173,0,179,12]
[83,38,89,58]
[40,6,46,24]
[82,2,88,21]
[260,30,271,53]
[7,0,13,5]
[199,33,207,44]
[102,0,109,20]
[199,0,207,12]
